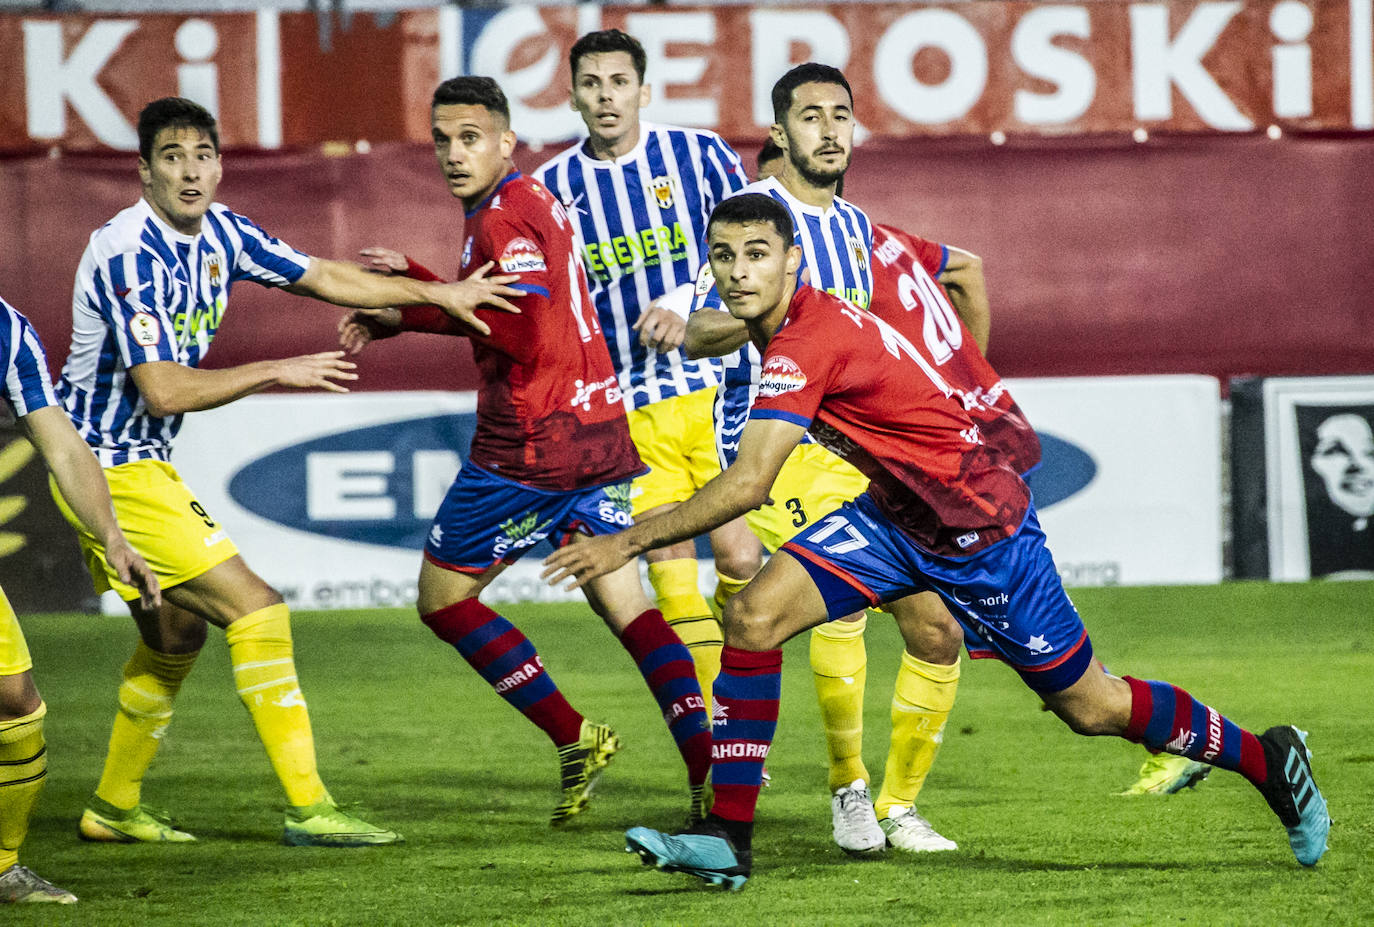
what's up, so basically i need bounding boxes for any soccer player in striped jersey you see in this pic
[548,194,1330,888]
[0,296,159,904]
[341,76,712,828]
[535,30,760,712]
[688,65,965,855]
[56,97,517,848]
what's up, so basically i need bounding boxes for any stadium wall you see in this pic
[2,133,1372,391]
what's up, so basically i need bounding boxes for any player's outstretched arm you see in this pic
[939,246,990,354]
[684,306,750,359]
[21,406,161,611]
[287,258,523,337]
[129,354,358,418]
[543,417,803,589]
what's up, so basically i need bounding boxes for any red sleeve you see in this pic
[385,257,472,336]
[749,303,833,428]
[462,210,553,362]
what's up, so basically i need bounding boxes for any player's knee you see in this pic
[0,672,41,719]
[721,593,784,650]
[712,550,761,584]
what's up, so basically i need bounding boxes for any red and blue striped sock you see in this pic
[423,599,583,747]
[709,646,783,823]
[619,610,712,787]
[1123,676,1267,785]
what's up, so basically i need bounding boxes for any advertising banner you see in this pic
[141,375,1222,614]
[0,424,94,614]
[1014,375,1224,586]
[1232,375,1374,580]
[4,0,1372,152]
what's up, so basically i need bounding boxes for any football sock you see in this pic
[93,642,198,810]
[810,615,870,791]
[875,652,959,819]
[647,559,722,713]
[423,599,584,747]
[1123,676,1267,785]
[710,569,752,621]
[619,610,712,787]
[0,702,47,871]
[224,605,328,808]
[709,646,782,824]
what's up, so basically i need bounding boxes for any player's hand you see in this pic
[540,534,633,591]
[358,247,410,275]
[273,351,358,392]
[339,307,402,354]
[106,536,161,612]
[633,302,686,353]
[432,262,523,337]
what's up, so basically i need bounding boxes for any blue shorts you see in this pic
[782,494,1092,693]
[425,463,634,573]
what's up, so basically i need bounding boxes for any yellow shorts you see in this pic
[627,388,723,517]
[746,443,870,553]
[50,459,238,602]
[0,587,31,676]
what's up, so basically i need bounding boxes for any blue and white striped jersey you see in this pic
[692,176,874,466]
[0,298,60,419]
[59,197,311,466]
[534,123,748,410]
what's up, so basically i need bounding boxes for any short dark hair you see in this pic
[138,97,218,161]
[757,139,784,173]
[708,193,795,245]
[432,77,510,126]
[770,63,853,123]
[570,29,646,83]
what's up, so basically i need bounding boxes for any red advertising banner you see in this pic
[0,1,1370,152]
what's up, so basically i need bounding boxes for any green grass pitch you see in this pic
[8,580,1372,926]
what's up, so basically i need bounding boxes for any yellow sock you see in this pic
[0,702,47,871]
[874,651,960,820]
[225,604,328,809]
[94,643,198,811]
[811,616,870,791]
[710,569,752,621]
[648,559,722,712]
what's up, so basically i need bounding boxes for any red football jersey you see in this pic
[402,172,643,491]
[750,286,1029,557]
[869,224,1040,475]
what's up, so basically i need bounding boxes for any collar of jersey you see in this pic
[755,175,840,219]
[576,121,653,168]
[137,196,202,244]
[466,171,521,218]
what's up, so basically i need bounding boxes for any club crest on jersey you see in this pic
[758,355,807,398]
[848,235,868,271]
[694,262,715,296]
[204,253,224,288]
[499,237,547,273]
[646,175,676,210]
[128,312,162,347]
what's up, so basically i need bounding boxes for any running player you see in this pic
[0,296,159,904]
[756,139,1008,851]
[339,76,712,827]
[689,65,969,854]
[56,96,511,847]
[546,193,1331,888]
[534,29,759,711]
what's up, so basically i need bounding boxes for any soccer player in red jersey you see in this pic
[341,77,712,826]
[545,193,1330,888]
